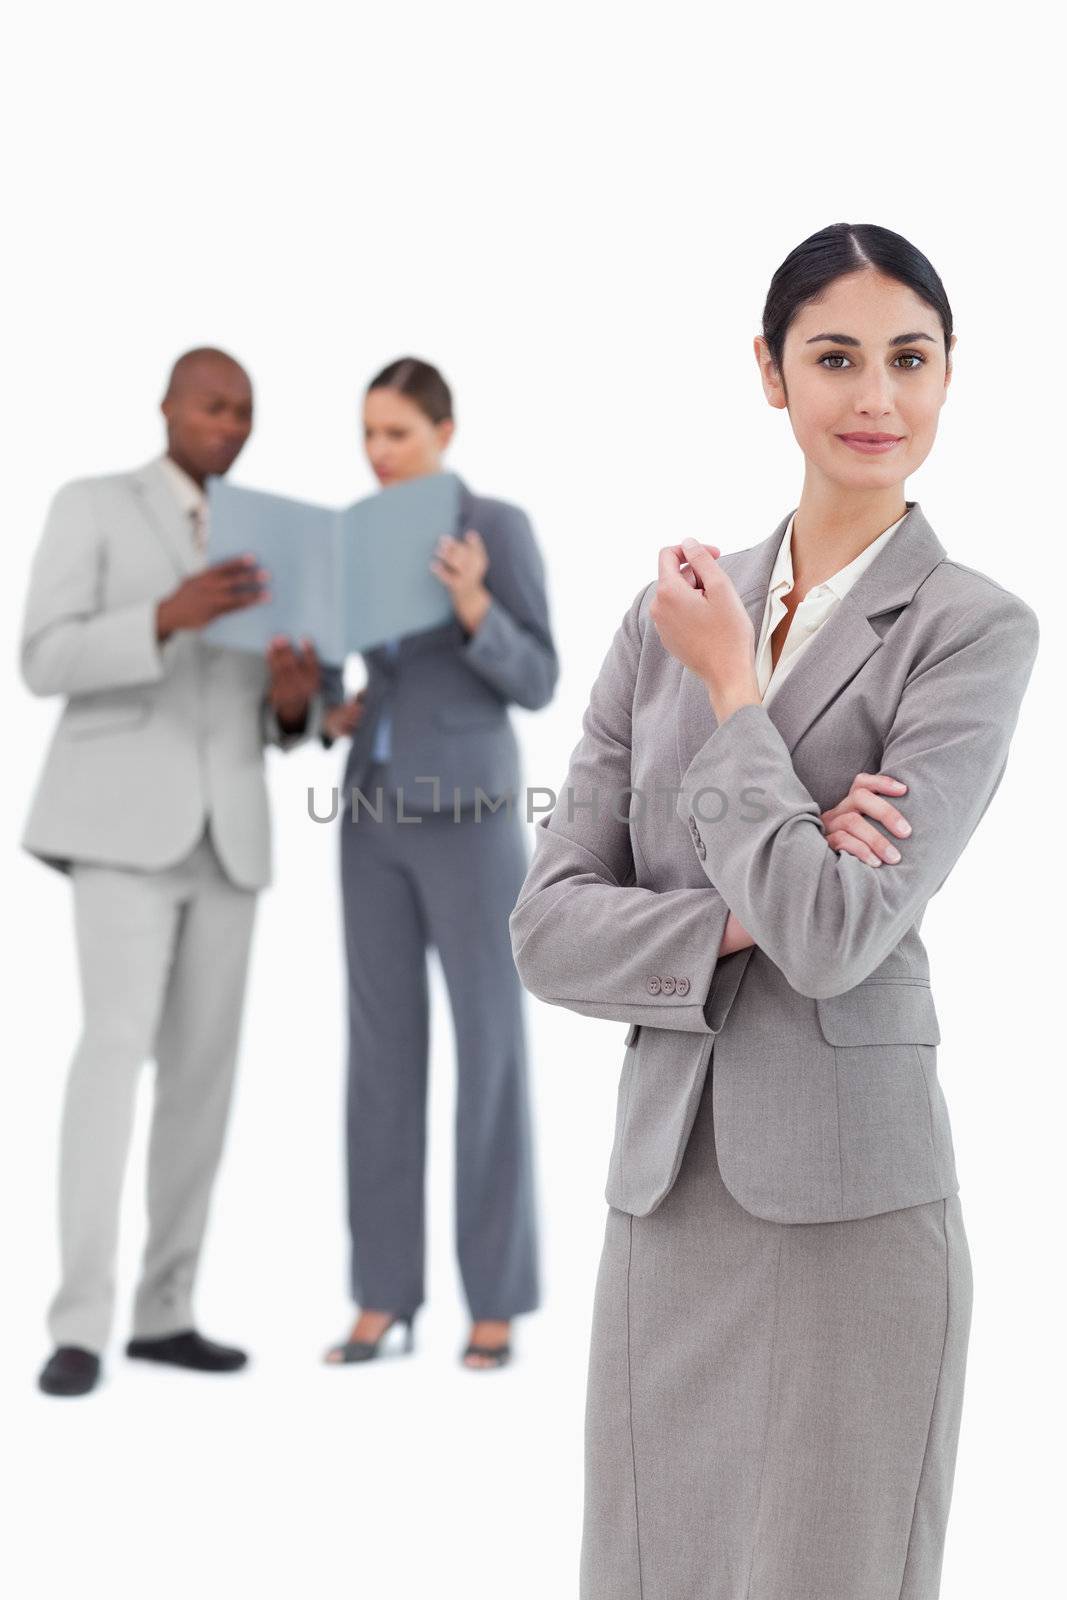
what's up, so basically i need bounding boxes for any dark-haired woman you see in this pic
[322,358,557,1370]
[510,226,1040,1593]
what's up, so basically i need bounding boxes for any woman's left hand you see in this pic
[649,539,760,720]
[431,528,492,633]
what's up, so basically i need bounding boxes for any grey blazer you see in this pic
[509,501,1040,1224]
[321,475,558,807]
[19,459,314,889]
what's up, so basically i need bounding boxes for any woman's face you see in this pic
[363,387,454,486]
[756,269,956,492]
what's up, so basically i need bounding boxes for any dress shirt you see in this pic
[371,637,401,762]
[754,508,908,704]
[158,454,208,555]
[156,454,319,747]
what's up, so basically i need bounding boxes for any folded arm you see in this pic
[678,593,1040,998]
[509,584,739,1033]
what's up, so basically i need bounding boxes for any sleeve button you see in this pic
[676,976,690,996]
[646,976,662,995]
[661,975,676,995]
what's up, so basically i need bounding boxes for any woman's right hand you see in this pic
[323,691,367,741]
[820,771,912,867]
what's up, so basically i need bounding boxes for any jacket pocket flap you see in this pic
[816,981,941,1046]
[62,696,151,738]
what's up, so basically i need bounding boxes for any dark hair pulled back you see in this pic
[366,356,453,424]
[762,223,952,374]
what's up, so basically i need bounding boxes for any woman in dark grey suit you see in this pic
[510,226,1040,1595]
[321,357,557,1370]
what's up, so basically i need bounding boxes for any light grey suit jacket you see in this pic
[19,459,316,889]
[509,501,1040,1224]
[320,475,558,807]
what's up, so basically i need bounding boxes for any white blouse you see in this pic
[755,509,909,704]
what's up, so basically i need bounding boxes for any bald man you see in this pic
[21,348,320,1397]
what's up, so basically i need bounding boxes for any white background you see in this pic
[2,4,1063,1596]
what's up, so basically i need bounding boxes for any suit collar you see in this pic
[765,505,910,609]
[676,500,947,772]
[156,453,206,515]
[727,499,945,618]
[453,472,478,543]
[129,457,202,577]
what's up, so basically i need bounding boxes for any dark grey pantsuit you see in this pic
[339,763,540,1321]
[581,1049,973,1600]
[324,475,557,1323]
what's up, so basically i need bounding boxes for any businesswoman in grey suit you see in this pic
[511,224,1040,1596]
[321,357,558,1370]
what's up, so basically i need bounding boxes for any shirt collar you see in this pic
[769,508,909,604]
[157,453,207,515]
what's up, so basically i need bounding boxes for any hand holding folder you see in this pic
[203,471,463,656]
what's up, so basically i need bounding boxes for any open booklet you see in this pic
[202,470,463,658]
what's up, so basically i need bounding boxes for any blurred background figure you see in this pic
[321,357,557,1370]
[20,347,321,1398]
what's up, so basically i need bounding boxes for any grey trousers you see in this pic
[339,764,540,1321]
[581,1048,973,1600]
[48,826,257,1352]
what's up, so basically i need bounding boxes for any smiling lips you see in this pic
[837,432,905,454]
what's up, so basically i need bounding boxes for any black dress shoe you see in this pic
[38,1346,101,1397]
[125,1329,248,1373]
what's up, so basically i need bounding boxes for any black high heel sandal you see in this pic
[324,1311,416,1364]
[461,1331,512,1370]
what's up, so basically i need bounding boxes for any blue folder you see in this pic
[203,471,462,657]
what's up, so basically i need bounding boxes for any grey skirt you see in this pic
[580,1051,973,1600]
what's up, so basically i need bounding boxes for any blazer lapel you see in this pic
[129,459,201,578]
[675,501,948,775]
[453,472,475,529]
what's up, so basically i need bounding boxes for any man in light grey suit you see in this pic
[21,347,321,1397]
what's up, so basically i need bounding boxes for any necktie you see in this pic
[189,503,208,555]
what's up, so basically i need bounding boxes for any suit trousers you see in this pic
[581,1045,973,1600]
[339,763,540,1321]
[48,825,257,1352]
